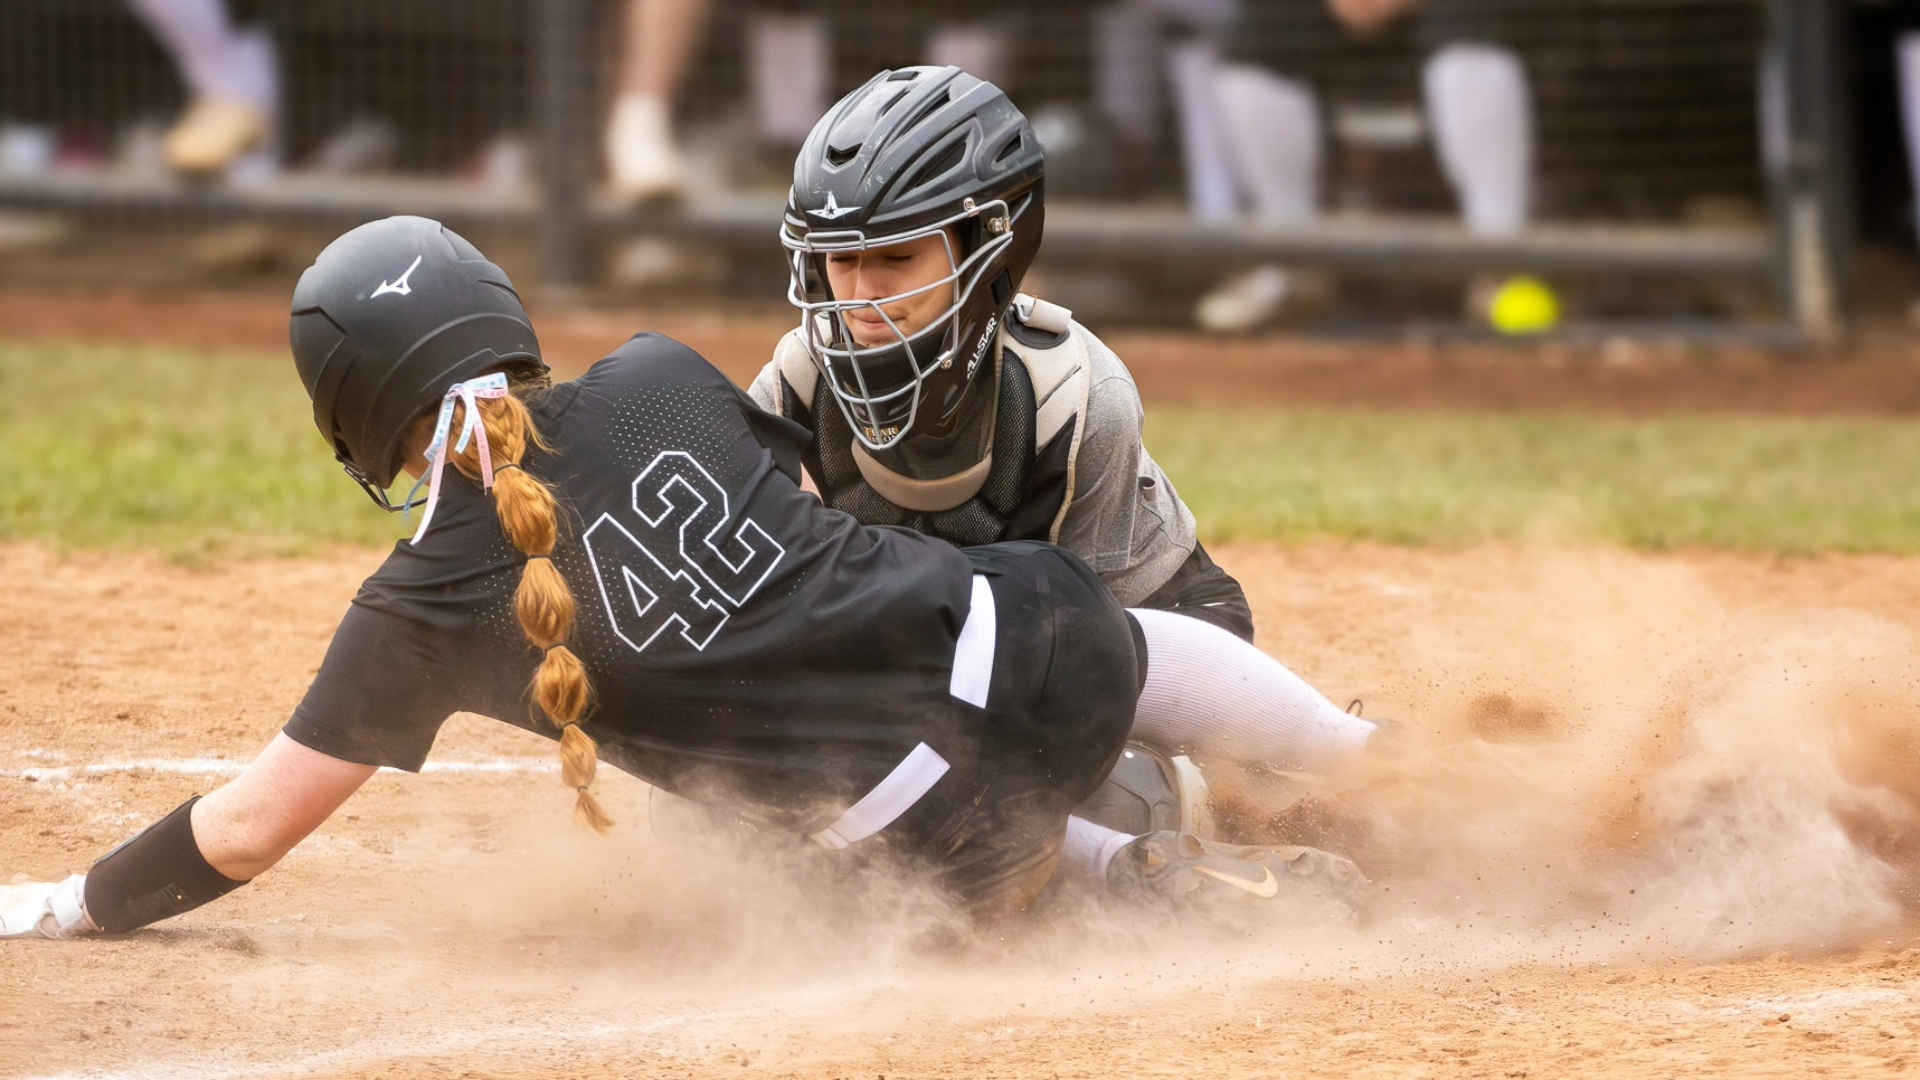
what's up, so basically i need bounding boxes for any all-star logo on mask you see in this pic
[965,315,997,380]
[810,193,862,221]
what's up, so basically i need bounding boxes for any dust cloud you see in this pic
[1287,547,1920,966]
[12,542,1920,1078]
[393,551,1920,1026]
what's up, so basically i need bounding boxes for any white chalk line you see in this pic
[20,1009,717,1080]
[5,758,558,782]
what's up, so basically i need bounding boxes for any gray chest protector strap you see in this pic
[810,352,1039,547]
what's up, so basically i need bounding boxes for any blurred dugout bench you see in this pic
[0,0,1844,341]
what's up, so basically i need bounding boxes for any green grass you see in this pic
[6,340,1920,557]
[1149,409,1920,553]
[0,342,410,559]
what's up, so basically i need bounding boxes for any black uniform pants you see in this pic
[878,541,1145,919]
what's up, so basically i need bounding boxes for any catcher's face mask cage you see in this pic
[782,197,1014,452]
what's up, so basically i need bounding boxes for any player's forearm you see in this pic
[192,784,309,881]
[193,732,378,880]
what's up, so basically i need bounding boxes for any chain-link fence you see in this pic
[0,0,1847,336]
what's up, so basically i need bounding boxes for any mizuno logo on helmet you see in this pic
[810,193,862,220]
[371,255,423,298]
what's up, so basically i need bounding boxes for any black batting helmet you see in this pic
[288,216,546,504]
[781,66,1045,451]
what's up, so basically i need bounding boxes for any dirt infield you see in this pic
[7,284,1920,1075]
[5,539,1919,1079]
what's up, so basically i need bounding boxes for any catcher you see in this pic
[1,216,1362,941]
[745,65,1384,876]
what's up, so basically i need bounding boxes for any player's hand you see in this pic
[0,874,96,939]
[1327,0,1419,35]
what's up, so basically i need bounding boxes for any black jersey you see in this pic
[284,334,1093,829]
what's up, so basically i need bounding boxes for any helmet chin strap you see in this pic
[406,372,511,545]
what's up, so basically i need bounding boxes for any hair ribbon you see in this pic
[407,372,511,545]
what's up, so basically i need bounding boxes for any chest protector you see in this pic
[774,294,1091,547]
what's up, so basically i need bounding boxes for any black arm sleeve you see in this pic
[86,797,247,933]
[1134,540,1256,642]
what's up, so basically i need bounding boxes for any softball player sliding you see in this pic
[746,66,1385,888]
[1,215,1365,941]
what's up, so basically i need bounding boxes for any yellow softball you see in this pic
[1489,276,1561,335]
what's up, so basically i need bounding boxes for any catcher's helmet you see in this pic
[288,216,546,505]
[781,66,1045,451]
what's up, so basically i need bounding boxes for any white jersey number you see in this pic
[584,451,786,653]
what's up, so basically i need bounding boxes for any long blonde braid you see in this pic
[450,392,613,834]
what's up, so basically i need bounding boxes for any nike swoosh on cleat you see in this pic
[1193,864,1280,899]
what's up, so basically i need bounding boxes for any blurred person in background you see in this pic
[1890,14,1920,319]
[1092,0,1239,198]
[744,4,1017,154]
[606,0,712,203]
[1097,0,1537,331]
[125,0,278,179]
[604,0,1021,204]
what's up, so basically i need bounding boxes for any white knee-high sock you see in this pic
[1128,607,1376,770]
[226,26,279,117]
[1061,815,1138,885]
[1168,41,1240,222]
[1211,63,1322,225]
[1425,43,1532,236]
[1897,34,1920,251]
[748,13,829,145]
